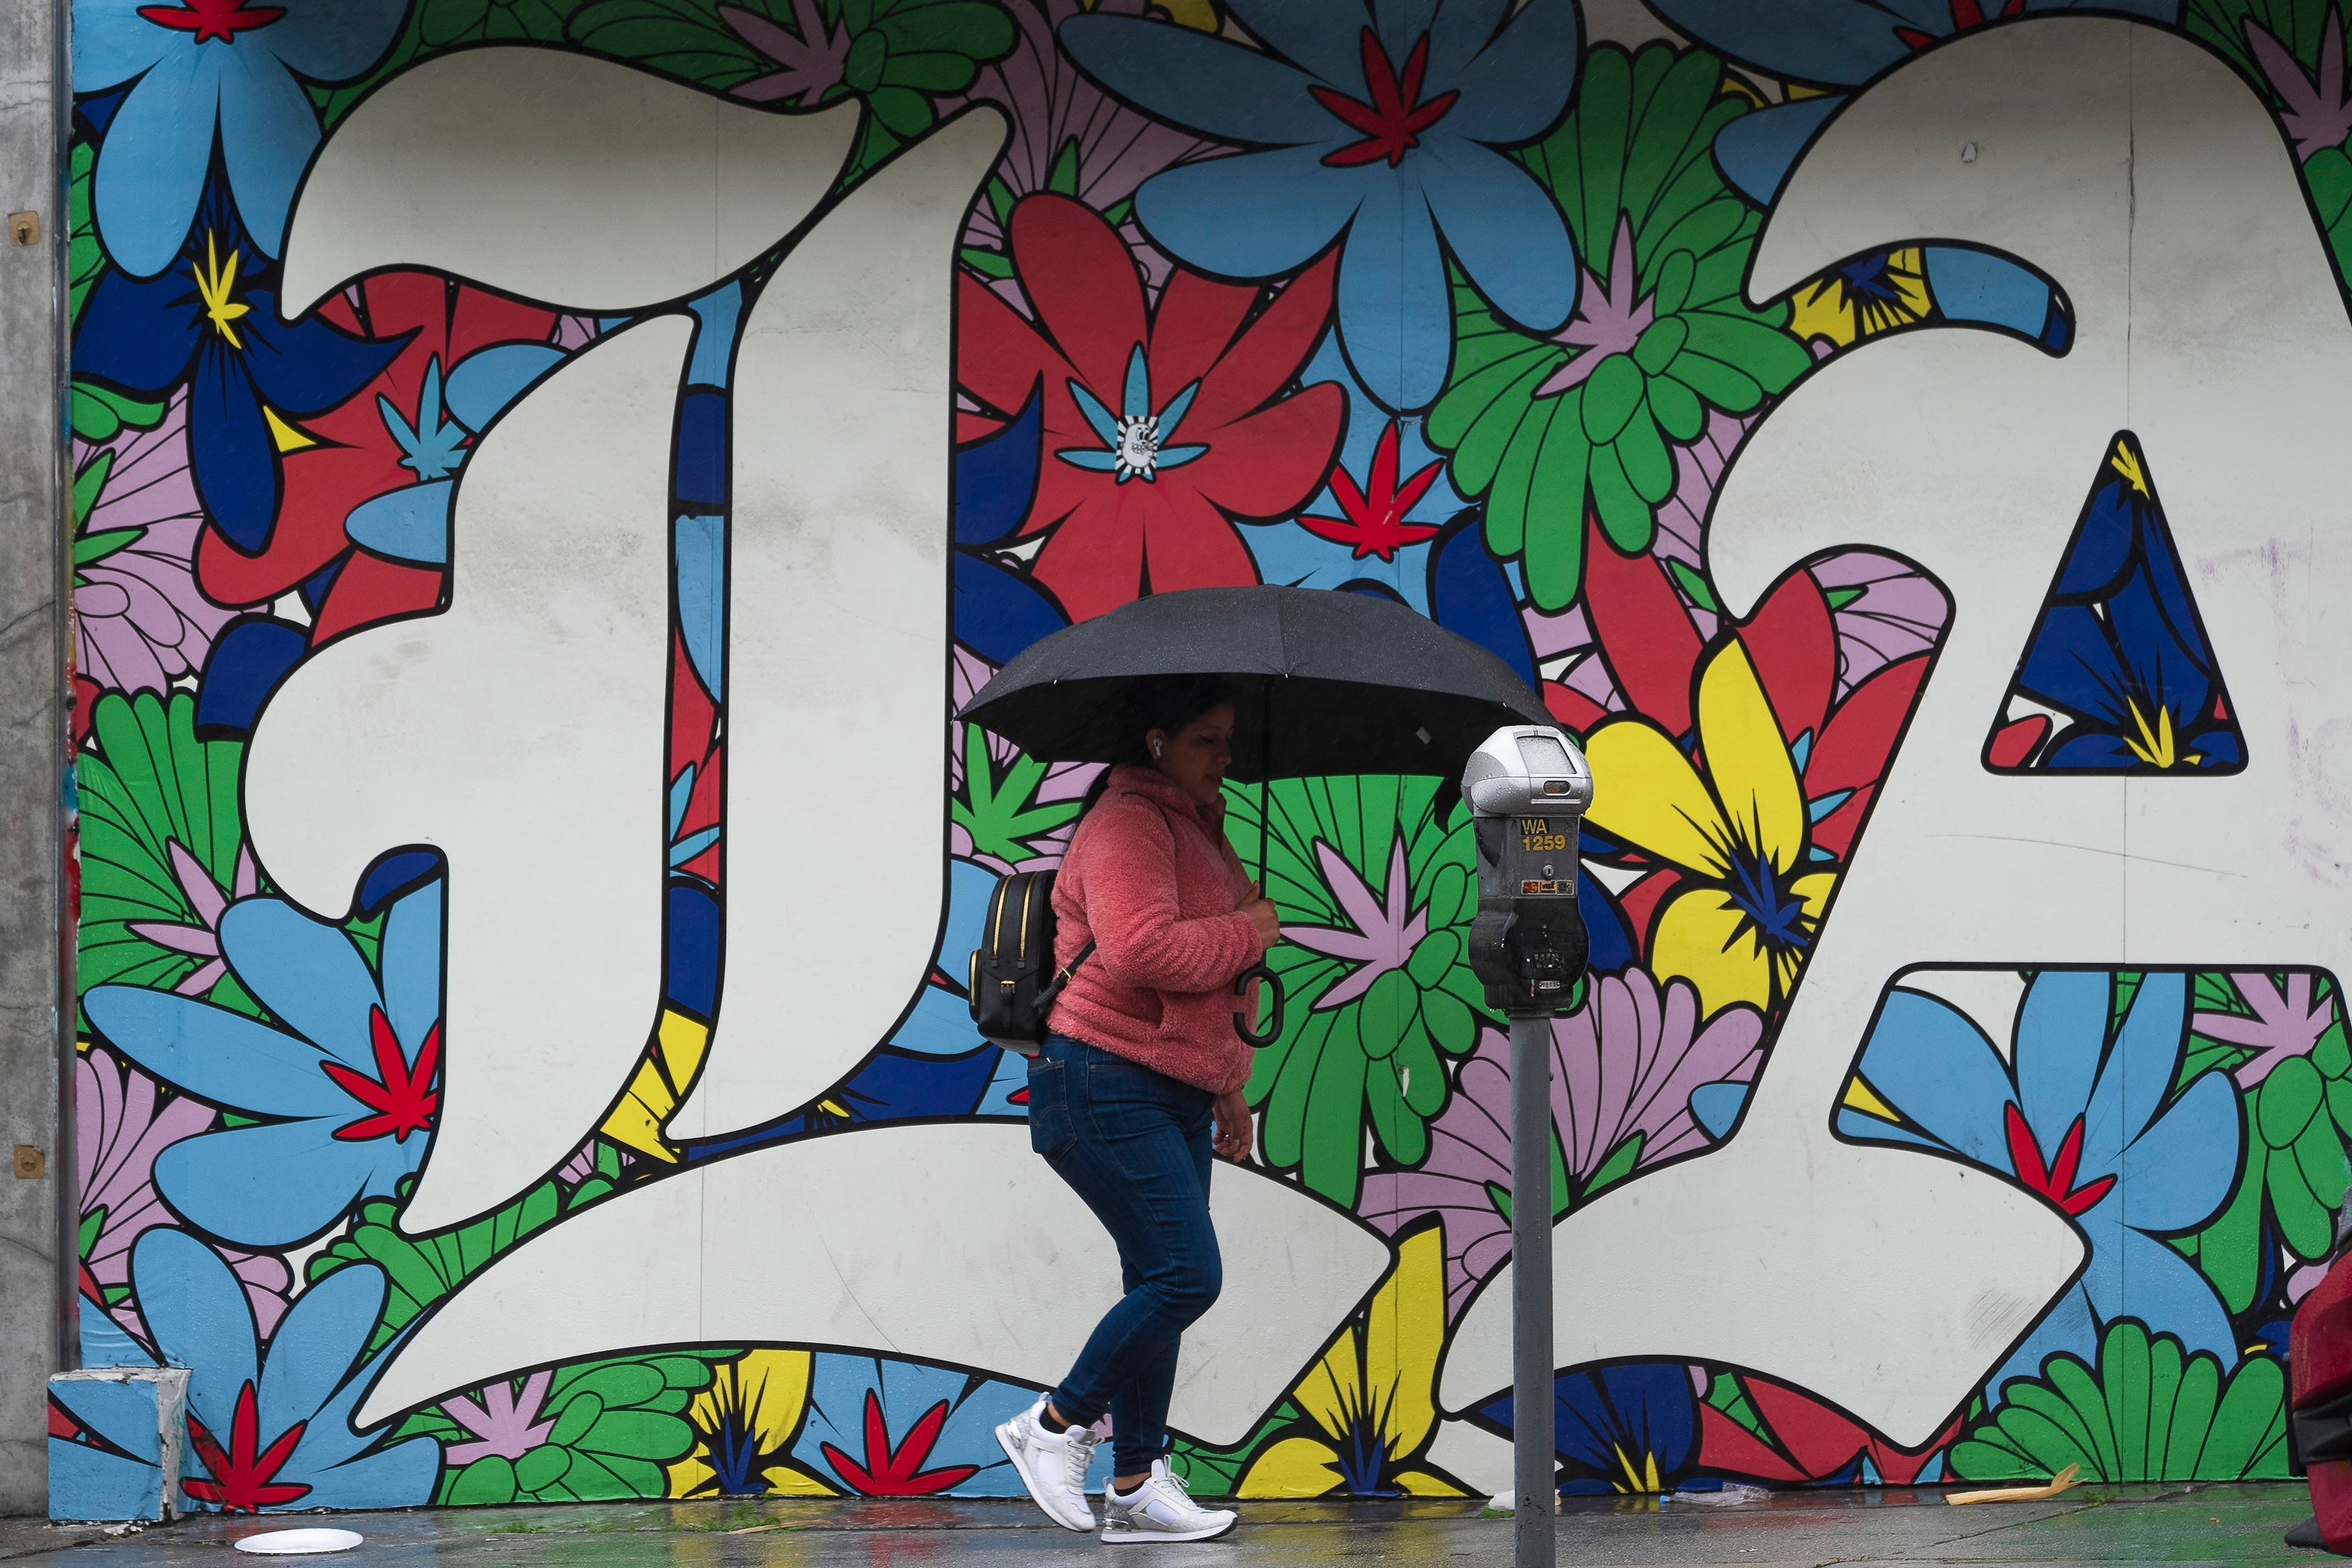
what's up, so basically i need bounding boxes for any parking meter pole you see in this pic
[1511,1013,1556,1568]
[1458,724,1594,1568]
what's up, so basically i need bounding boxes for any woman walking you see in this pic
[996,677,1280,1544]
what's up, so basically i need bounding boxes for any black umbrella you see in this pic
[958,586,1555,1046]
[960,586,1552,783]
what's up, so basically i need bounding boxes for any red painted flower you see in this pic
[1312,28,1461,169]
[1299,419,1445,561]
[957,194,1345,622]
[1700,1372,1960,1486]
[138,0,285,44]
[198,271,558,643]
[2004,1104,2116,1216]
[820,1392,979,1496]
[321,1006,439,1143]
[1896,0,2027,49]
[181,1382,310,1512]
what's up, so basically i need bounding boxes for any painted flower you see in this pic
[76,1045,289,1338]
[1227,775,1490,1207]
[956,193,1344,621]
[669,1351,835,1498]
[1240,333,1467,609]
[1584,641,1835,1017]
[410,1354,721,1504]
[2177,971,2352,1313]
[2230,9,2352,160]
[1950,1319,2288,1482]
[71,183,405,554]
[194,270,561,641]
[1646,0,2172,341]
[52,1229,436,1513]
[570,0,1017,177]
[1990,437,2245,773]
[72,394,238,693]
[1061,0,1580,413]
[1237,1228,1465,1497]
[1832,971,2241,1392]
[85,880,445,1250]
[76,689,261,1014]
[1786,246,1936,350]
[1812,550,1950,695]
[1428,44,1809,608]
[1363,971,1765,1316]
[74,0,405,275]
[1700,1370,1958,1486]
[953,0,1217,264]
[1479,1362,1700,1496]
[791,1356,1044,1497]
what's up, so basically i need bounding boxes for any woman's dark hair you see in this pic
[1077,675,1240,818]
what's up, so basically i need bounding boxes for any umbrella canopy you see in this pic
[959,586,1552,783]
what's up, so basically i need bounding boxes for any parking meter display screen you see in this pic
[1515,733,1574,778]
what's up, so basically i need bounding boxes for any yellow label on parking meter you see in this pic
[1518,818,1571,853]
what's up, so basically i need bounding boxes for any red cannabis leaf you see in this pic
[136,0,287,44]
[181,1383,310,1512]
[2004,1102,2116,1218]
[820,1392,980,1496]
[322,1007,441,1143]
[1896,0,2026,49]
[1299,419,1446,561]
[1311,30,1460,169]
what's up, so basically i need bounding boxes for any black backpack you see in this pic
[969,869,1094,1054]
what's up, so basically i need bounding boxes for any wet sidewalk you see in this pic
[0,1483,2324,1566]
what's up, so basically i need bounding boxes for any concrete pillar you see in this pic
[0,0,68,1520]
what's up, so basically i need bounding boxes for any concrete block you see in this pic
[45,1369,186,1522]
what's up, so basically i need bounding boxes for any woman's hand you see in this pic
[1213,1089,1254,1162]
[1240,882,1281,951]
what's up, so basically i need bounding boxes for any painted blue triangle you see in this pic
[1984,434,2245,775]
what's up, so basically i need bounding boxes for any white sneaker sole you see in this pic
[1101,1513,1238,1543]
[995,1419,1096,1534]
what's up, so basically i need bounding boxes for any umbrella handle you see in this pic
[1233,963,1283,1048]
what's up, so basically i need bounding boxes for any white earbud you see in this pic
[1152,739,1163,757]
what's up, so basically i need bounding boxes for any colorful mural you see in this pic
[48,0,2352,1517]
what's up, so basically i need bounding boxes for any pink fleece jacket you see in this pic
[1046,765,1265,1095]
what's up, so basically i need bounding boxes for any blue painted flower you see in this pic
[953,382,1069,667]
[1832,971,2241,1392]
[75,0,405,277]
[793,1356,1094,1496]
[1061,0,1581,413]
[73,183,405,550]
[52,1230,435,1513]
[2003,437,2245,771]
[1478,1362,1700,1495]
[85,880,445,1250]
[1646,0,2176,341]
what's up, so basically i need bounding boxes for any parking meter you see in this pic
[1462,726,1594,1018]
[1461,724,1592,1566]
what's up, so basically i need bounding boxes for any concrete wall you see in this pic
[42,0,2352,1516]
[0,0,64,1517]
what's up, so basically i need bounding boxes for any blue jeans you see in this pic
[1028,1035,1221,1476]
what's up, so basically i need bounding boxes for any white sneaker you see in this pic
[1100,1457,1236,1543]
[995,1399,1099,1533]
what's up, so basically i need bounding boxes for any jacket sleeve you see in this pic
[1080,803,1264,995]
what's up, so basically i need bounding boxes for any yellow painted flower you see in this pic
[600,1010,711,1163]
[667,1351,835,1499]
[1585,640,1835,1017]
[1788,245,1932,348]
[1237,1228,1465,1498]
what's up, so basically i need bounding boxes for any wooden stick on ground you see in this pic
[1945,1463,2082,1505]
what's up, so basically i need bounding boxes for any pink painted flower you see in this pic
[2247,15,2352,162]
[1651,406,1751,575]
[1287,839,1428,1009]
[1534,217,1653,397]
[1363,969,1764,1316]
[444,1370,557,1465]
[2194,971,2339,1088]
[1811,550,1951,697]
[722,0,851,107]
[125,844,259,996]
[77,1046,290,1337]
[74,393,239,694]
